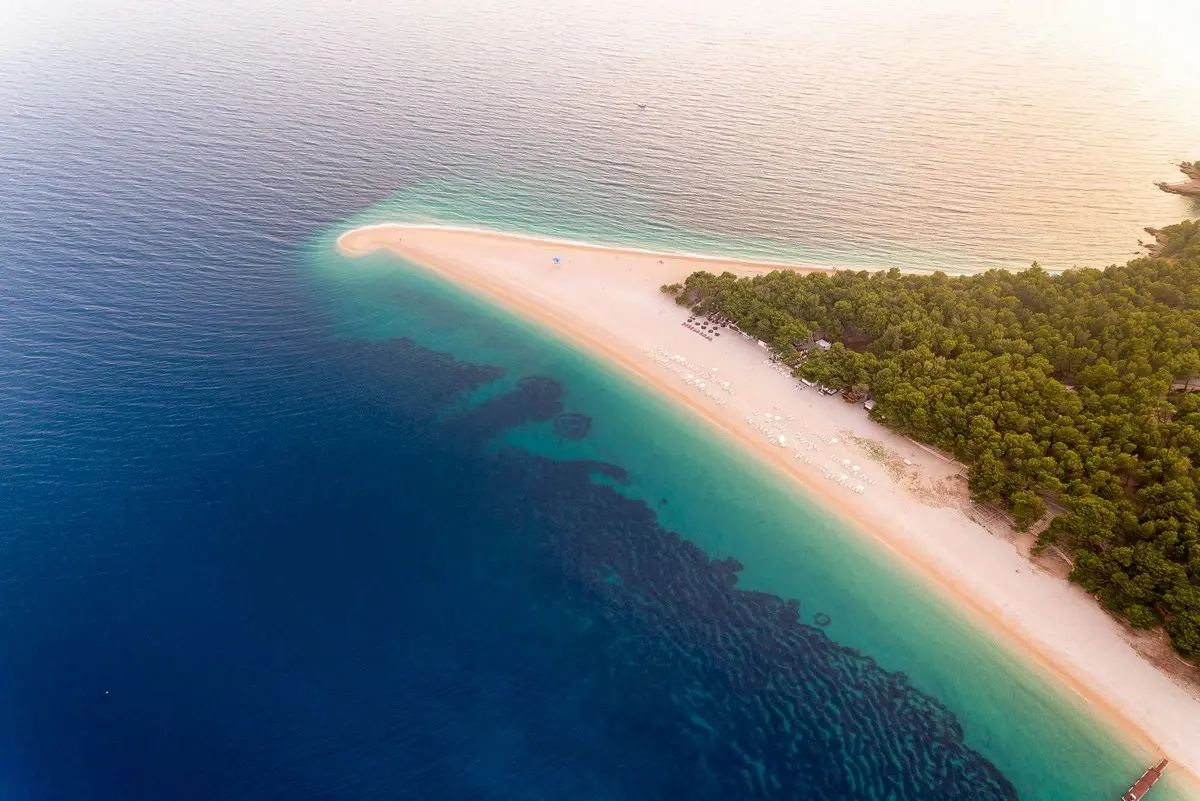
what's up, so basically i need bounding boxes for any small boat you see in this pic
[1122,759,1169,801]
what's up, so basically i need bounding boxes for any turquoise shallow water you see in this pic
[315,172,1187,275]
[307,204,1191,799]
[327,174,935,271]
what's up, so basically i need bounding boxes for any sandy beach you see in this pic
[338,223,1200,788]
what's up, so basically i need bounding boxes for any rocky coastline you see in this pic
[1157,161,1200,198]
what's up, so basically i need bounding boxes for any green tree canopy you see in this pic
[665,220,1200,655]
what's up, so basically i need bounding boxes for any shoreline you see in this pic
[343,222,843,276]
[337,223,1200,792]
[1156,162,1200,199]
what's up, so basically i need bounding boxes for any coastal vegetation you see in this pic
[663,220,1200,656]
[1147,218,1200,261]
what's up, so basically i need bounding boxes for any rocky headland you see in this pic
[1157,161,1200,198]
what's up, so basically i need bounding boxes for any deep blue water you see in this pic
[0,310,1018,801]
[0,107,1020,795]
[0,173,1017,795]
[0,196,1017,798]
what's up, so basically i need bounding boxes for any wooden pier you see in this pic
[1122,759,1169,801]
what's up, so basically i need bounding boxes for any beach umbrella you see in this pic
[843,458,851,466]
[852,465,861,473]
[553,256,561,264]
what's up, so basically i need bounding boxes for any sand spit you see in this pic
[338,223,1200,790]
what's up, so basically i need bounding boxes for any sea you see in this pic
[1,0,1198,799]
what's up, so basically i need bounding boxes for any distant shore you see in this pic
[338,223,1200,792]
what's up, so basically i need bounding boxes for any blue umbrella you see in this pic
[552,256,561,264]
